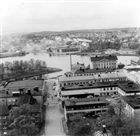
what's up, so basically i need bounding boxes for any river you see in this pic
[0,53,138,77]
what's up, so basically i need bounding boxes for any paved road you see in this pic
[44,79,66,136]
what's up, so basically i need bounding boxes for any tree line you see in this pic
[1,59,47,76]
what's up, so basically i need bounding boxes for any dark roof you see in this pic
[121,96,140,109]
[0,106,9,116]
[74,68,115,74]
[90,55,118,62]
[117,81,140,93]
[64,97,108,106]
[17,94,31,106]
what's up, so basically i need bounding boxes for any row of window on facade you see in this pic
[62,92,118,99]
[74,72,113,76]
[61,78,126,87]
[66,105,108,111]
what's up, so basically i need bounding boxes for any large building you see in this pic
[90,55,118,69]
[63,97,108,121]
[60,82,119,100]
[58,72,127,88]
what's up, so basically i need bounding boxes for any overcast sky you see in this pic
[1,0,140,34]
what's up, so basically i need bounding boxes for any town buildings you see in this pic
[0,79,45,136]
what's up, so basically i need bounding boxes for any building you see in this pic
[58,72,127,88]
[63,97,108,121]
[117,81,140,96]
[0,105,9,136]
[90,55,118,69]
[3,79,45,104]
[121,95,140,119]
[60,81,119,100]
[73,68,116,77]
[16,94,43,124]
[131,57,140,66]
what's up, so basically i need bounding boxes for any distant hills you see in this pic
[2,27,138,38]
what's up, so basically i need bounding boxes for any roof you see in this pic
[17,94,31,106]
[59,72,126,82]
[0,106,9,116]
[64,97,108,106]
[117,81,140,93]
[121,95,140,109]
[4,79,44,88]
[90,55,118,62]
[74,68,115,74]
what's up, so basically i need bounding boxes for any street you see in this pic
[44,79,66,136]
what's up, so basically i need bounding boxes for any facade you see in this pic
[0,105,9,136]
[121,95,140,120]
[60,82,119,100]
[63,97,108,121]
[90,55,118,69]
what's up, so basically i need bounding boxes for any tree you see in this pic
[67,114,97,136]
[9,104,39,136]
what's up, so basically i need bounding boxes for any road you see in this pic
[44,79,66,136]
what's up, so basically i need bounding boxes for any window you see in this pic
[110,87,112,90]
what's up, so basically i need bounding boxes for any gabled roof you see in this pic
[90,55,118,62]
[0,106,9,116]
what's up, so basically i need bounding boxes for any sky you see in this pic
[1,0,140,35]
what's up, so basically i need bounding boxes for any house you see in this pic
[0,105,9,136]
[63,97,108,121]
[90,55,118,69]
